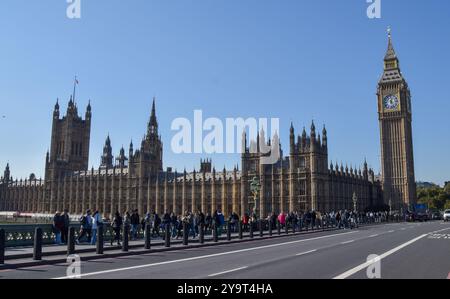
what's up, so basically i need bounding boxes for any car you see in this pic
[444,210,450,222]
[431,212,442,220]
[416,212,429,222]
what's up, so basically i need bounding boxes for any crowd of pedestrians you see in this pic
[51,208,393,246]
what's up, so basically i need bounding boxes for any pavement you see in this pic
[0,221,449,279]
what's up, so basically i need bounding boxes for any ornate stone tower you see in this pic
[377,29,416,210]
[100,135,113,168]
[128,98,163,181]
[45,97,91,181]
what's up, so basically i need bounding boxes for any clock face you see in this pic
[383,94,399,110]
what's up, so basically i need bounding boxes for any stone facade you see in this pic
[4,35,422,217]
[0,97,383,218]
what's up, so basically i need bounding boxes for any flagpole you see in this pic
[73,76,77,104]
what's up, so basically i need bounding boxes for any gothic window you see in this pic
[300,157,306,168]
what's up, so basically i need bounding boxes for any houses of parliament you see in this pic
[0,33,416,218]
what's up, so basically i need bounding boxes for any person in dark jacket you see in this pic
[61,209,70,244]
[162,210,171,238]
[53,211,64,245]
[152,212,161,237]
[111,211,122,246]
[130,209,140,240]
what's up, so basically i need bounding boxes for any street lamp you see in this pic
[250,176,261,218]
[352,192,358,213]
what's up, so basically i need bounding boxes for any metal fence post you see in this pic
[67,227,75,255]
[165,224,171,247]
[122,224,129,252]
[96,225,104,254]
[145,224,151,249]
[277,220,281,235]
[199,223,205,244]
[0,229,5,264]
[259,220,263,237]
[183,222,188,246]
[33,227,42,261]
[238,221,243,239]
[227,222,231,241]
[213,223,219,242]
[268,219,273,237]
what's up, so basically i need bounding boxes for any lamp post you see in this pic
[352,192,358,213]
[250,177,261,218]
[388,199,392,221]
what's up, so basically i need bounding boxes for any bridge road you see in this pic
[0,221,449,279]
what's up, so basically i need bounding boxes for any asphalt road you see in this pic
[1,221,449,279]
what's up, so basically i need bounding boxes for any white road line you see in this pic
[340,240,355,245]
[333,234,427,279]
[388,230,395,233]
[369,234,379,238]
[295,249,317,256]
[53,230,359,279]
[430,227,450,234]
[208,266,248,277]
[400,228,406,231]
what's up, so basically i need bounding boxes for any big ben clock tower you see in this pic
[377,28,416,210]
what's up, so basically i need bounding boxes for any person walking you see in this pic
[76,210,92,244]
[111,211,122,246]
[278,211,286,229]
[61,209,70,244]
[91,210,103,245]
[152,212,161,237]
[130,209,140,240]
[53,211,64,245]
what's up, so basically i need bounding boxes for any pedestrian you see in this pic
[61,209,70,244]
[152,212,161,237]
[170,212,178,238]
[205,212,212,234]
[53,211,64,245]
[111,211,122,246]
[162,210,171,238]
[197,210,205,235]
[278,211,286,228]
[130,209,140,240]
[76,209,92,244]
[91,210,103,245]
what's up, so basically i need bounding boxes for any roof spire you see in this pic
[384,26,397,62]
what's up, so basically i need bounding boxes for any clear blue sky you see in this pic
[0,0,449,185]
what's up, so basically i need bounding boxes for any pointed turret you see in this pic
[380,27,404,83]
[310,120,316,140]
[322,125,327,147]
[53,99,60,119]
[148,97,158,136]
[86,100,92,120]
[289,123,295,154]
[101,135,113,168]
[3,163,10,183]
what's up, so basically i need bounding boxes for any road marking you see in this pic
[333,234,427,279]
[208,266,248,277]
[400,228,406,231]
[388,230,395,233]
[369,234,379,238]
[53,230,359,279]
[340,240,355,245]
[295,249,317,256]
[430,227,450,234]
